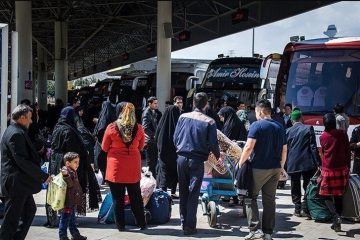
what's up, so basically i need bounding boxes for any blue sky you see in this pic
[172,1,360,59]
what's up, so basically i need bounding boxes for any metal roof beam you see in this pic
[33,36,54,58]
[173,14,217,35]
[69,4,125,58]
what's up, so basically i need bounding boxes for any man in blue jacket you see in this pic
[286,110,320,217]
[174,92,221,235]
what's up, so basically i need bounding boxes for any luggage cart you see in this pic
[200,142,246,228]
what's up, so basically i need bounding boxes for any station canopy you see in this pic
[0,0,336,80]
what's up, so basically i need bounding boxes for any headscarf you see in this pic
[74,106,85,128]
[115,102,137,146]
[218,106,247,141]
[155,105,180,154]
[59,106,77,128]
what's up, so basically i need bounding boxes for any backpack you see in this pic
[305,171,332,222]
[147,189,172,224]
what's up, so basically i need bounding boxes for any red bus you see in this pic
[274,36,360,144]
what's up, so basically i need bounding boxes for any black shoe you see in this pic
[139,226,147,230]
[300,210,311,218]
[118,226,126,232]
[71,234,87,240]
[60,237,70,240]
[293,210,302,217]
[44,221,57,228]
[331,217,341,232]
[183,226,197,235]
[171,194,179,199]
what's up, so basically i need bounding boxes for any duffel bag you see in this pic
[305,170,332,222]
[147,189,172,224]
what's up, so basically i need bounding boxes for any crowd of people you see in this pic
[0,93,359,240]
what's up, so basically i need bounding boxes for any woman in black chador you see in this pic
[93,99,117,177]
[218,106,247,141]
[155,105,181,198]
[46,107,101,227]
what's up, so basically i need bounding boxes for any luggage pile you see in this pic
[305,171,360,222]
[98,189,172,225]
[98,168,172,225]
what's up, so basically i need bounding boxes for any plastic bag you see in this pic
[47,173,67,211]
[140,167,156,206]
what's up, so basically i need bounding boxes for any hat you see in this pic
[291,110,302,121]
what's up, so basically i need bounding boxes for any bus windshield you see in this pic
[201,64,260,89]
[285,49,360,115]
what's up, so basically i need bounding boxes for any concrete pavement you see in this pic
[1,182,360,240]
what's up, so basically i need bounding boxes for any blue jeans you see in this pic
[59,207,79,238]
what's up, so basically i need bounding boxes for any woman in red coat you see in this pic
[102,102,146,231]
[319,113,350,232]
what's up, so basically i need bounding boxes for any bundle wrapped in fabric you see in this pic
[47,173,67,211]
[140,167,157,206]
[207,130,242,174]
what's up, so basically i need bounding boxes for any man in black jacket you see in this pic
[0,104,51,240]
[142,96,159,178]
[286,110,320,217]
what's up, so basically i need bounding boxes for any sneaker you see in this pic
[263,233,273,240]
[244,229,264,240]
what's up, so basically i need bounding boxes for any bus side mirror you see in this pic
[257,88,268,101]
[186,76,200,91]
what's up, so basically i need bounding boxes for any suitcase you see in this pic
[341,174,360,218]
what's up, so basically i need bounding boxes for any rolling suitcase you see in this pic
[341,174,360,218]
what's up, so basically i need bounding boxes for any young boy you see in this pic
[59,152,87,240]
